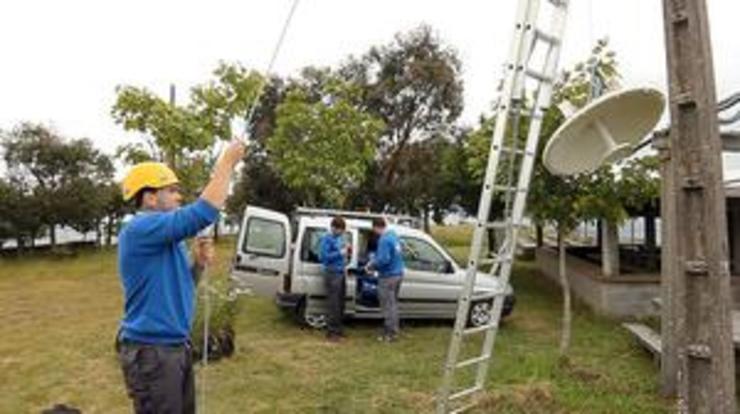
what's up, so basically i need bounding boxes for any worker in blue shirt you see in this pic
[116,140,245,414]
[366,217,405,342]
[319,216,350,342]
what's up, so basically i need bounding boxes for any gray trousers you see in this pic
[118,341,195,414]
[378,276,402,336]
[323,272,346,336]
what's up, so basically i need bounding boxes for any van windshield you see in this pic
[433,239,464,268]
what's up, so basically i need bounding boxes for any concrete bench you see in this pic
[623,322,662,364]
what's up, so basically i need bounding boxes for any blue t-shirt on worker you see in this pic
[117,198,219,345]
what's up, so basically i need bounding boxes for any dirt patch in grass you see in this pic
[476,382,560,413]
[558,357,603,383]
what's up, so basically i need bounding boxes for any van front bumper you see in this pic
[502,294,516,318]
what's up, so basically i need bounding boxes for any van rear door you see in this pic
[231,206,292,297]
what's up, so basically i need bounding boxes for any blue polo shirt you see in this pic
[117,198,219,345]
[374,229,404,278]
[319,232,345,275]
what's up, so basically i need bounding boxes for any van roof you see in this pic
[293,207,422,229]
[299,215,419,234]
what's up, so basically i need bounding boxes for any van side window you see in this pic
[400,237,449,273]
[243,217,286,258]
[300,227,351,263]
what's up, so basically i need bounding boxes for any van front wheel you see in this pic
[467,301,493,328]
[297,300,328,329]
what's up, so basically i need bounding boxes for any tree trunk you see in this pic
[596,220,603,249]
[49,225,56,249]
[213,216,220,242]
[106,216,115,246]
[644,211,658,271]
[601,219,620,277]
[95,219,102,247]
[536,225,544,247]
[16,236,24,255]
[423,208,430,233]
[558,229,572,357]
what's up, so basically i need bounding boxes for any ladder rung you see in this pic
[449,385,483,402]
[472,291,503,301]
[495,145,524,156]
[525,68,553,84]
[463,323,498,336]
[451,401,480,414]
[479,256,513,266]
[455,354,491,369]
[484,221,526,230]
[493,145,536,158]
[534,29,560,45]
[491,184,527,193]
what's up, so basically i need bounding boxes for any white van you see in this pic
[230,206,515,329]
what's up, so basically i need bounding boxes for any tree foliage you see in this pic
[341,24,464,188]
[1,123,116,249]
[268,74,383,207]
[111,62,263,200]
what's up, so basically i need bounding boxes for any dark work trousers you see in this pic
[118,340,195,414]
[323,271,346,337]
[378,276,403,337]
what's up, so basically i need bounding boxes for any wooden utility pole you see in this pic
[661,0,736,412]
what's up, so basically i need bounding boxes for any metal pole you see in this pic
[200,263,210,414]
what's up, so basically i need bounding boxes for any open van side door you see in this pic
[231,206,292,297]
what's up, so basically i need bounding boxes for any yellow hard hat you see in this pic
[121,162,180,201]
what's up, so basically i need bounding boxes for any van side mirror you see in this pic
[442,260,454,274]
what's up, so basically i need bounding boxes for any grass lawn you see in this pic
[0,228,672,413]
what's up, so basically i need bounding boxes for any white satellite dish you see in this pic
[543,87,665,176]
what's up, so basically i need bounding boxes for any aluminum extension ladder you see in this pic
[437,1,570,412]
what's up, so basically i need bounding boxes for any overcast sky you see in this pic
[1,0,739,173]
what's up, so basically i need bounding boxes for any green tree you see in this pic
[341,24,464,200]
[0,175,46,251]
[434,127,480,221]
[529,166,585,356]
[225,75,302,217]
[465,112,536,251]
[268,74,384,207]
[111,62,263,202]
[0,179,16,247]
[526,39,621,355]
[99,182,129,246]
[616,155,661,270]
[112,86,213,168]
[384,136,452,230]
[2,124,113,249]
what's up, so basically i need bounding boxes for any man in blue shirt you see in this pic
[116,140,244,414]
[319,216,349,342]
[367,217,405,342]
